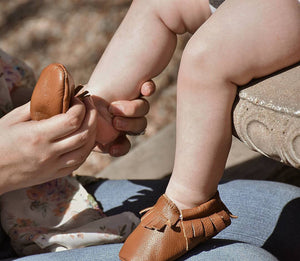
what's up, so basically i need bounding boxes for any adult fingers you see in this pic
[54,97,97,155]
[92,135,131,156]
[55,165,83,179]
[36,97,86,141]
[93,142,111,153]
[1,102,31,125]
[109,99,150,117]
[58,146,89,169]
[108,135,131,157]
[58,128,96,169]
[140,80,156,97]
[113,116,147,134]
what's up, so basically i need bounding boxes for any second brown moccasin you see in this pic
[119,191,235,261]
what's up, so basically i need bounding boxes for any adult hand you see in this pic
[94,80,156,156]
[0,97,97,195]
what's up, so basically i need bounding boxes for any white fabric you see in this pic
[209,4,216,14]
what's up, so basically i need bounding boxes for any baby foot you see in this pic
[119,191,235,261]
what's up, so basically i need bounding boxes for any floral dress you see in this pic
[0,49,139,256]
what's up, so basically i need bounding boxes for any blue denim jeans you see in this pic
[1,179,299,261]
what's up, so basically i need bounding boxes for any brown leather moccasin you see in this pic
[119,191,235,261]
[30,63,88,120]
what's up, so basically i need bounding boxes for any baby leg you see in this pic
[166,0,300,209]
[120,1,300,260]
[120,1,299,260]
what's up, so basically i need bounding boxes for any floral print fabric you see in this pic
[0,50,139,256]
[1,177,139,256]
[0,49,35,116]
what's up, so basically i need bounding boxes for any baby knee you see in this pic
[180,34,253,88]
[179,37,216,80]
[178,37,239,96]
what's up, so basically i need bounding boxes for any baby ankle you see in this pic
[165,190,216,210]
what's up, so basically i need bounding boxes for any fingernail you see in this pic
[144,85,151,96]
[114,118,124,129]
[109,102,124,114]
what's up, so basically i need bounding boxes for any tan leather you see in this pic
[30,63,75,120]
[119,192,234,261]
